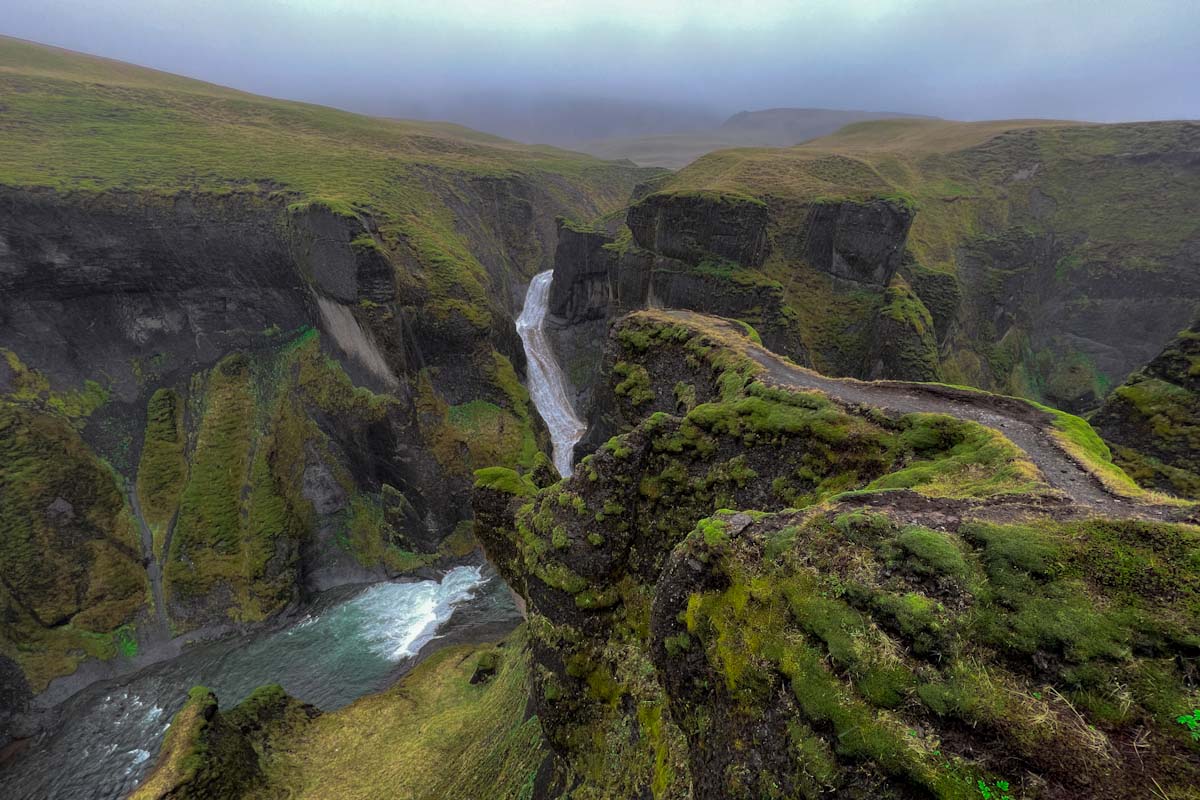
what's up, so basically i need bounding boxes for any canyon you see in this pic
[0,34,1197,800]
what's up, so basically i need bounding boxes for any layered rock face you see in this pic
[794,197,913,285]
[1091,319,1200,498]
[473,312,1200,799]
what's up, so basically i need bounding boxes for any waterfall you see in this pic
[516,271,587,477]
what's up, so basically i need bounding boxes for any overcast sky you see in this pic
[2,0,1198,141]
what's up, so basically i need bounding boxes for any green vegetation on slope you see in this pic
[0,402,147,691]
[135,388,188,558]
[667,508,1200,797]
[248,630,544,800]
[162,330,423,630]
[473,309,1199,799]
[1092,322,1200,499]
[0,35,647,319]
[131,686,265,800]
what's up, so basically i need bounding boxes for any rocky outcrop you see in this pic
[473,311,1200,799]
[547,193,921,452]
[794,198,914,285]
[547,220,616,324]
[130,684,317,800]
[626,190,769,268]
[866,276,942,381]
[1092,319,1200,498]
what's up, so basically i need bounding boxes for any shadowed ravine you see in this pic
[517,271,587,477]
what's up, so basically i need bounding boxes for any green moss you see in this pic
[166,354,257,609]
[892,527,969,580]
[474,467,537,497]
[0,402,147,690]
[135,388,187,558]
[1,348,110,423]
[726,319,761,345]
[614,361,655,406]
[131,686,261,800]
[867,413,1043,498]
[659,507,1200,795]
[342,495,433,574]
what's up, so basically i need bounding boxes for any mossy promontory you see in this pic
[472,311,1199,799]
[1093,320,1200,499]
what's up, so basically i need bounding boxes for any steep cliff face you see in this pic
[626,190,770,268]
[547,191,917,431]
[794,197,914,285]
[608,119,1200,414]
[1091,320,1200,498]
[0,37,656,701]
[473,312,1200,799]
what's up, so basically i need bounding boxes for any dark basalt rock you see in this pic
[955,227,1200,412]
[547,220,616,324]
[0,655,31,751]
[796,198,914,286]
[626,191,769,268]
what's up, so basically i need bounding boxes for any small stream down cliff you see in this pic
[517,271,587,477]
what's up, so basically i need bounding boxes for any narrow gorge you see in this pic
[0,32,1197,800]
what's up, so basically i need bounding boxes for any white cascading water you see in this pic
[517,271,587,477]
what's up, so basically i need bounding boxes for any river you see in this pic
[1,269,584,800]
[0,567,517,800]
[516,271,587,477]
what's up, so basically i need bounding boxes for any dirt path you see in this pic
[662,310,1196,524]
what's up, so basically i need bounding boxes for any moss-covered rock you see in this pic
[1092,320,1200,499]
[132,684,318,800]
[130,687,263,800]
[0,402,147,692]
[652,506,1200,798]
[867,275,942,381]
[472,309,1199,799]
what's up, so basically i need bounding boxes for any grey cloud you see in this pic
[1,0,1196,144]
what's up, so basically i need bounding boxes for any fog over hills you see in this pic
[2,0,1195,143]
[575,107,943,168]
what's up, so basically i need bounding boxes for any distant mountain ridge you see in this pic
[576,106,940,168]
[718,106,938,142]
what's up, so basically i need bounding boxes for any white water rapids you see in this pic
[517,271,588,477]
[1,567,511,800]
